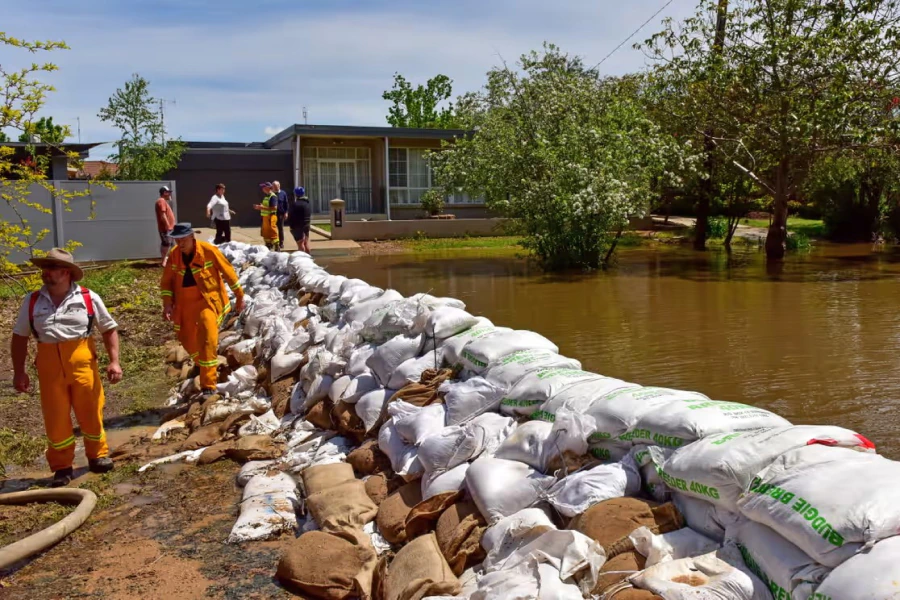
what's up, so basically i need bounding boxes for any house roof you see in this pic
[264,124,470,147]
[1,141,102,157]
[77,160,118,178]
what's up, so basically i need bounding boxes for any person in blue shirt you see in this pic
[272,181,289,251]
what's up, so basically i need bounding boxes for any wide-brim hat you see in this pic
[170,222,195,239]
[30,248,84,281]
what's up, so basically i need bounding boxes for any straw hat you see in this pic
[30,248,84,281]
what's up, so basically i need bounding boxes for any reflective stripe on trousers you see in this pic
[36,338,108,471]
[177,286,219,390]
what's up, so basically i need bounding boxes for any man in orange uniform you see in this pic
[254,182,279,250]
[10,249,123,487]
[160,223,244,396]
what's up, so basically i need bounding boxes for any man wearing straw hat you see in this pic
[161,223,244,397]
[10,249,122,487]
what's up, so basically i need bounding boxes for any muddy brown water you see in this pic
[323,243,900,459]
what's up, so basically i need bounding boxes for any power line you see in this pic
[591,0,675,71]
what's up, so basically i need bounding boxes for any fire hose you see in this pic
[0,488,97,570]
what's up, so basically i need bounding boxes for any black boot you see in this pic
[50,467,74,487]
[88,457,114,474]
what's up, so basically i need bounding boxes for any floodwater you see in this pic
[323,243,900,459]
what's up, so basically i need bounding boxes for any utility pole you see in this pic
[695,0,729,251]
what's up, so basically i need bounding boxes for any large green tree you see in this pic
[383,73,458,129]
[98,74,184,180]
[431,45,697,270]
[18,116,65,143]
[643,0,900,260]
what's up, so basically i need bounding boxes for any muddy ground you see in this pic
[0,263,296,599]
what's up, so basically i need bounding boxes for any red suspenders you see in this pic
[29,286,95,339]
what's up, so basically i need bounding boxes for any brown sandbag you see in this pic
[570,497,683,556]
[348,440,392,477]
[179,422,223,451]
[434,500,487,576]
[303,463,356,497]
[307,480,378,534]
[376,481,422,545]
[276,529,377,599]
[389,368,455,408]
[197,435,285,465]
[382,533,460,600]
[220,411,253,436]
[332,401,367,444]
[593,551,647,595]
[305,400,334,430]
[165,342,190,366]
[404,491,462,541]
[270,378,295,419]
[365,473,402,506]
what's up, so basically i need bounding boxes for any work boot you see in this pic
[50,467,74,488]
[201,388,218,399]
[88,457,114,474]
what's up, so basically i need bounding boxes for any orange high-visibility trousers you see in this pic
[261,214,279,247]
[177,286,219,390]
[35,338,108,472]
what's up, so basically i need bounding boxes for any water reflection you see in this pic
[322,243,900,458]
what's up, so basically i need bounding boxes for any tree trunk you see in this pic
[724,215,739,248]
[766,160,789,260]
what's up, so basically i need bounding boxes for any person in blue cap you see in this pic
[287,186,312,253]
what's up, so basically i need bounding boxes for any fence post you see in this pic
[51,180,64,248]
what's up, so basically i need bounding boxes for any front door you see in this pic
[317,159,357,213]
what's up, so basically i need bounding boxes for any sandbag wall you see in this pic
[148,241,900,600]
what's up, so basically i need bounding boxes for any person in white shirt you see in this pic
[206,183,233,244]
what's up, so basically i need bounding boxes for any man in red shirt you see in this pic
[155,186,176,265]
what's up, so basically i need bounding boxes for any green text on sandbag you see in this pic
[747,478,845,548]
[710,432,744,446]
[737,544,790,600]
[618,429,684,447]
[528,409,555,422]
[590,447,611,460]
[655,466,720,499]
[461,350,488,368]
[500,398,542,408]
[588,431,613,441]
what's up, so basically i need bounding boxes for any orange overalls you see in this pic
[160,241,243,390]
[260,193,279,249]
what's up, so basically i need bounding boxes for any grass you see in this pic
[0,501,74,547]
[78,462,142,510]
[313,223,332,233]
[741,217,826,238]
[401,235,523,251]
[0,428,46,478]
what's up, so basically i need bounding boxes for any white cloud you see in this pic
[264,126,285,137]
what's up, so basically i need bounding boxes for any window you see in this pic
[389,148,407,188]
[388,146,484,205]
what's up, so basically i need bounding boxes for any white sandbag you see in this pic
[392,403,447,446]
[659,425,875,512]
[366,333,423,386]
[499,368,600,418]
[216,365,258,396]
[421,463,469,500]
[324,321,363,358]
[408,293,467,334]
[726,519,830,600]
[494,421,553,470]
[236,460,278,487]
[237,410,281,437]
[260,317,293,359]
[417,413,516,472]
[461,329,558,374]
[387,351,442,390]
[814,535,900,600]
[629,393,791,450]
[301,374,334,412]
[465,457,555,524]
[441,319,504,369]
[347,343,377,377]
[243,290,282,336]
[282,330,311,355]
[630,526,720,567]
[343,283,383,306]
[152,418,187,441]
[342,289,404,326]
[218,331,242,355]
[440,377,506,425]
[629,545,771,600]
[532,376,639,424]
[281,433,355,473]
[340,373,380,404]
[424,306,480,340]
[270,350,305,382]
[227,472,299,543]
[632,445,670,502]
[589,439,633,463]
[377,421,423,477]
[673,493,741,544]
[737,445,900,568]
[482,348,582,391]
[547,456,641,518]
[328,375,353,404]
[355,388,395,432]
[494,410,595,473]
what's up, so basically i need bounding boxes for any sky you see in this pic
[3,0,696,158]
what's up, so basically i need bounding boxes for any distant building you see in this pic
[73,160,118,180]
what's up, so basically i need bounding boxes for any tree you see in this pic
[642,0,900,260]
[98,74,184,180]
[383,73,458,129]
[0,131,8,142]
[430,45,697,270]
[18,116,65,143]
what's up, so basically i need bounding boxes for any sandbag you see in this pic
[594,551,649,596]
[347,343,378,377]
[331,401,366,442]
[387,352,443,390]
[499,367,599,417]
[404,491,462,541]
[421,463,469,500]
[343,289,404,326]
[440,320,505,369]
[629,545,771,600]
[630,526,720,567]
[439,377,505,425]
[482,348,582,390]
[347,440,392,476]
[271,350,305,382]
[814,535,900,600]
[302,374,334,411]
[417,413,516,472]
[570,497,684,552]
[725,519,829,600]
[341,373,380,404]
[548,456,642,518]
[672,493,740,543]
[376,480,424,545]
[378,421,423,477]
[494,410,595,473]
[381,533,460,600]
[533,376,640,425]
[423,306,480,340]
[276,529,377,599]
[356,388,395,433]
[328,375,353,404]
[302,462,355,496]
[465,457,555,524]
[228,338,258,366]
[365,472,400,506]
[228,472,300,543]
[392,403,447,446]
[306,479,378,533]
[435,500,487,576]
[367,334,423,387]
[737,444,900,567]
[460,329,558,374]
[658,425,875,512]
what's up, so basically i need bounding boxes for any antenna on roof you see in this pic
[302,106,308,125]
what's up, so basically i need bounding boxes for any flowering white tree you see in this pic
[430,44,697,270]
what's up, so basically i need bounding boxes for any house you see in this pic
[73,160,118,179]
[0,142,100,180]
[165,125,483,228]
